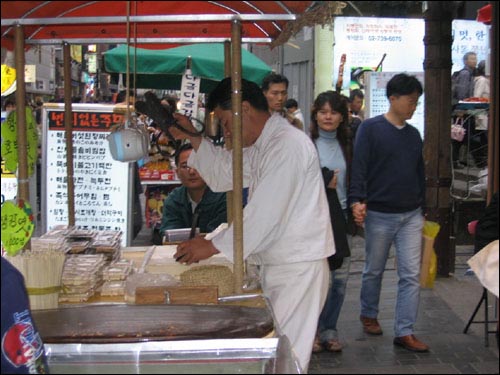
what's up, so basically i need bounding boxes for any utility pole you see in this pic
[423,2,454,276]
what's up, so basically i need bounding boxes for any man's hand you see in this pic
[352,202,367,226]
[168,113,195,139]
[168,113,202,149]
[174,237,220,265]
[327,170,339,189]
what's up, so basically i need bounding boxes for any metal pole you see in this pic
[224,41,233,225]
[231,20,244,294]
[487,2,498,201]
[14,24,29,203]
[63,42,76,226]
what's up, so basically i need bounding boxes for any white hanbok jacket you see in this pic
[188,113,335,264]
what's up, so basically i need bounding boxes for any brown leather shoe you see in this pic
[393,334,429,352]
[360,315,383,335]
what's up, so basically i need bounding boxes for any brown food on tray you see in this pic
[32,305,274,343]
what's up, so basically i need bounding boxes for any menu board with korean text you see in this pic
[42,104,131,246]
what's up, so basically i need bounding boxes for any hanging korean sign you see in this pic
[1,107,38,175]
[179,69,201,119]
[1,199,35,256]
[42,104,131,246]
[1,64,16,97]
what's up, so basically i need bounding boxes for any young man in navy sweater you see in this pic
[349,73,428,352]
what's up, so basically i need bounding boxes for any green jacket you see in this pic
[159,186,227,236]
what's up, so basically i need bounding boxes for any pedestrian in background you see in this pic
[262,73,303,130]
[310,90,354,353]
[345,95,362,140]
[285,98,305,130]
[349,89,365,121]
[349,73,429,352]
[453,51,477,102]
[262,73,289,113]
[471,60,489,168]
[451,52,478,168]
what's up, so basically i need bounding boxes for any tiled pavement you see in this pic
[308,236,499,374]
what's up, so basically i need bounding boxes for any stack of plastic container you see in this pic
[100,259,133,297]
[59,254,107,303]
[90,230,122,262]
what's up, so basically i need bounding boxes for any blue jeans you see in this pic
[318,256,351,342]
[360,208,424,337]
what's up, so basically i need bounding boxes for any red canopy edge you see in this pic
[0,1,346,50]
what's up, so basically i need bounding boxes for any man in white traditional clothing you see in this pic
[171,77,335,373]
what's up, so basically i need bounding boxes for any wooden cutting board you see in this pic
[135,286,218,305]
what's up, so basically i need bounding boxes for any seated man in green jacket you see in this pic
[159,143,227,241]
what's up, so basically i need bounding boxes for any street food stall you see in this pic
[1,1,347,373]
[24,236,298,373]
[31,245,292,374]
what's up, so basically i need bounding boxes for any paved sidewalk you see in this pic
[309,236,499,374]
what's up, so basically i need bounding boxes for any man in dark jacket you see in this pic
[159,143,227,240]
[453,51,477,102]
[451,52,478,169]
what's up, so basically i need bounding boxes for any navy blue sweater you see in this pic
[349,115,425,213]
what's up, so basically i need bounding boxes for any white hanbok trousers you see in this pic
[261,259,329,373]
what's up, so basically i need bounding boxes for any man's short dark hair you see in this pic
[285,98,298,109]
[386,73,423,98]
[463,51,477,64]
[261,73,289,92]
[349,89,364,102]
[175,142,194,166]
[207,77,269,112]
